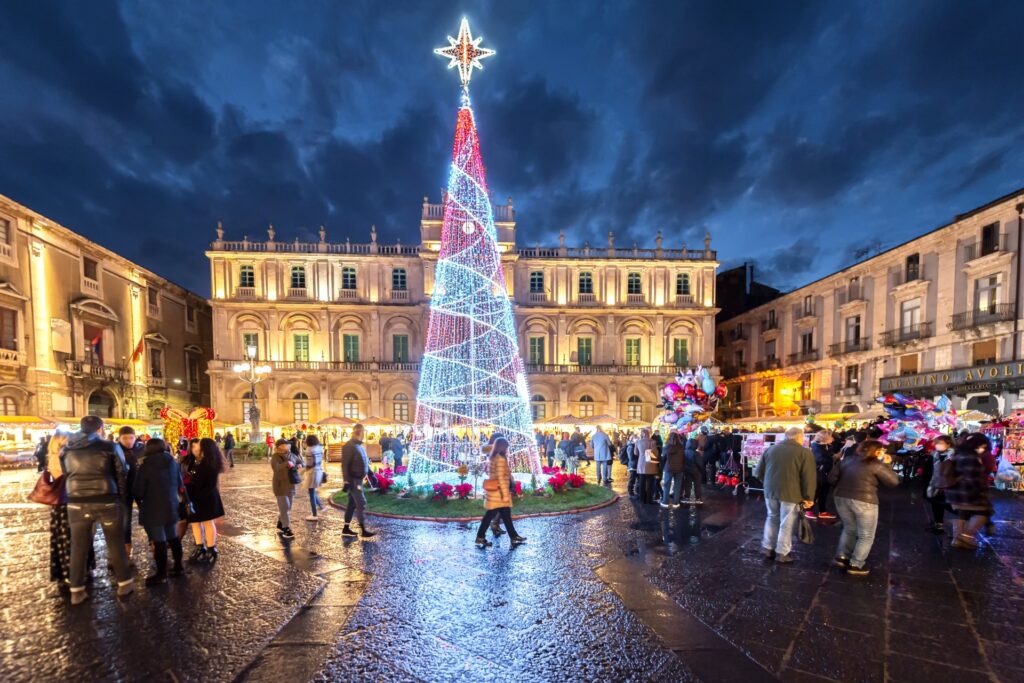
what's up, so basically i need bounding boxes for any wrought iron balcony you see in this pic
[64,359,127,381]
[963,234,1007,262]
[833,385,860,398]
[879,322,933,347]
[828,338,870,356]
[788,350,820,365]
[760,319,779,333]
[754,357,782,371]
[836,286,865,306]
[525,364,686,376]
[949,304,1016,331]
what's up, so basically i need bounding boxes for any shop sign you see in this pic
[880,361,1024,394]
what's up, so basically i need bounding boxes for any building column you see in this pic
[558,379,568,415]
[607,382,618,417]
[653,314,665,366]
[370,377,381,417]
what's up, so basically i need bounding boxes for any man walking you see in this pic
[390,432,405,471]
[591,426,612,486]
[341,423,375,539]
[223,431,235,468]
[63,416,133,604]
[754,427,816,564]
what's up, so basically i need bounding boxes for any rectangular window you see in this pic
[528,336,545,365]
[293,400,309,422]
[576,337,592,366]
[767,309,777,327]
[672,338,688,367]
[83,324,103,365]
[626,401,643,421]
[900,298,921,331]
[393,334,409,363]
[578,271,593,294]
[765,339,776,360]
[531,401,546,421]
[801,331,814,353]
[625,338,641,366]
[849,276,860,299]
[0,218,10,245]
[845,315,861,343]
[905,253,920,281]
[845,365,859,388]
[82,257,98,281]
[627,272,642,295]
[529,271,544,293]
[187,354,201,390]
[342,400,359,420]
[803,295,813,316]
[981,222,999,255]
[676,273,690,296]
[290,266,306,290]
[242,332,259,358]
[242,401,253,424]
[293,333,309,362]
[392,268,407,291]
[0,308,16,351]
[342,266,357,290]
[239,264,255,288]
[186,306,195,325]
[972,340,997,366]
[393,400,410,422]
[899,354,919,375]
[147,288,158,306]
[149,347,163,378]
[343,334,360,363]
[975,274,1001,313]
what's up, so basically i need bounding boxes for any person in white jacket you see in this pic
[303,434,325,521]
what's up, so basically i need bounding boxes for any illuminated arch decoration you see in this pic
[161,406,217,448]
[407,19,542,480]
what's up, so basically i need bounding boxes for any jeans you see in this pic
[308,488,322,515]
[344,483,367,527]
[815,472,831,514]
[683,468,703,501]
[276,493,294,528]
[122,496,135,546]
[225,448,234,467]
[596,460,611,483]
[68,502,131,590]
[477,507,518,539]
[627,468,638,496]
[393,452,403,470]
[547,452,554,468]
[762,498,800,557]
[834,497,879,568]
[662,471,684,505]
[639,474,657,503]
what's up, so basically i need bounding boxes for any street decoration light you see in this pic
[233,345,271,443]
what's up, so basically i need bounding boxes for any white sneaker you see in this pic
[304,515,319,522]
[660,502,670,508]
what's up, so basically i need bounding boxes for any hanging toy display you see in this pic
[875,394,955,452]
[657,366,728,436]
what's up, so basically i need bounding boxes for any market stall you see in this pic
[0,416,57,468]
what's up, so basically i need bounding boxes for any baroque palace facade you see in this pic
[716,188,1024,419]
[206,197,719,428]
[0,195,212,419]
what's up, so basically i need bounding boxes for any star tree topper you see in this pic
[434,17,495,89]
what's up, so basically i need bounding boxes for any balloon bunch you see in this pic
[875,394,954,451]
[658,366,728,434]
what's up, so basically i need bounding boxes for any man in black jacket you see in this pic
[223,431,236,468]
[63,416,133,604]
[115,426,145,564]
[341,424,375,539]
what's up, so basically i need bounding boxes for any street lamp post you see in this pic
[233,345,272,444]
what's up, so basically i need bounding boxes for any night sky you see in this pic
[2,1,1023,296]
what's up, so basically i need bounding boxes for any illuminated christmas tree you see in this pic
[406,19,542,480]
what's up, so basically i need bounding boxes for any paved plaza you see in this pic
[1,462,1022,683]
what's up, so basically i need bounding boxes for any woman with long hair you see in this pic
[302,434,325,521]
[47,430,90,585]
[185,437,226,564]
[475,437,526,548]
[828,439,899,576]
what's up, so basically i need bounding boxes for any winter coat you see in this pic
[827,454,899,505]
[484,453,512,510]
[557,439,573,460]
[702,434,721,465]
[811,442,835,476]
[637,437,660,475]
[185,454,225,522]
[946,448,992,511]
[753,439,816,504]
[626,441,639,468]
[271,447,302,497]
[132,450,183,528]
[664,442,686,474]
[545,435,556,454]
[118,440,145,504]
[303,444,324,489]
[390,437,405,461]
[61,432,126,504]
[591,430,612,461]
[927,448,953,491]
[684,439,704,471]
[341,438,369,484]
[223,433,235,451]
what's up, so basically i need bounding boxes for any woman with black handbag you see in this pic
[271,438,303,539]
[185,438,226,564]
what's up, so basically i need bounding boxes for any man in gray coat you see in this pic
[754,427,816,563]
[591,426,612,486]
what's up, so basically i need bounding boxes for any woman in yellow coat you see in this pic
[475,438,527,548]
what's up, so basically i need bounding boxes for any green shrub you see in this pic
[239,442,269,460]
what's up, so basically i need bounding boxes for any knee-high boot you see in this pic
[145,542,168,586]
[169,537,184,576]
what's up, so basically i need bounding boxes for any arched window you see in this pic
[626,395,644,421]
[392,392,410,422]
[578,394,595,418]
[293,392,310,423]
[530,393,547,420]
[342,392,360,420]
[675,273,691,296]
[242,390,255,423]
[0,396,16,416]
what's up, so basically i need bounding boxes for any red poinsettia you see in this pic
[395,465,407,474]
[547,473,569,493]
[376,474,395,493]
[567,473,585,488]
[512,480,523,497]
[377,467,394,479]
[454,483,473,499]
[432,482,454,501]
[541,466,562,475]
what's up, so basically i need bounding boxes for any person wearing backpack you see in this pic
[828,439,899,576]
[923,435,955,533]
[946,433,994,550]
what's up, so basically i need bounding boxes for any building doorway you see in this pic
[87,390,116,418]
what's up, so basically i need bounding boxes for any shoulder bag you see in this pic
[28,471,66,506]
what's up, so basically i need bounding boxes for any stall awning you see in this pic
[956,409,994,424]
[0,416,57,430]
[316,416,357,427]
[537,414,587,427]
[579,414,622,426]
[360,416,410,428]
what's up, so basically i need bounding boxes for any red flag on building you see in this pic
[130,337,145,363]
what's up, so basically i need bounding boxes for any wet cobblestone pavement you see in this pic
[1,462,1022,682]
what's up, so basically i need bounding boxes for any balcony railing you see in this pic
[336,288,358,301]
[950,304,1016,331]
[528,291,548,303]
[963,234,1007,262]
[879,322,933,347]
[674,294,695,306]
[892,270,924,287]
[515,246,716,261]
[722,364,748,378]
[760,319,779,333]
[0,243,11,260]
[213,240,421,256]
[286,288,309,300]
[833,385,860,398]
[525,364,686,376]
[212,359,688,376]
[0,348,24,364]
[148,376,167,388]
[147,304,160,317]
[788,350,820,365]
[828,338,870,356]
[754,358,782,372]
[625,293,645,305]
[728,328,748,342]
[65,359,127,381]
[577,293,597,304]
[82,277,100,294]
[837,286,865,306]
[390,290,409,301]
[234,286,256,299]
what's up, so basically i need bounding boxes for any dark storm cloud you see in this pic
[1,1,1023,295]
